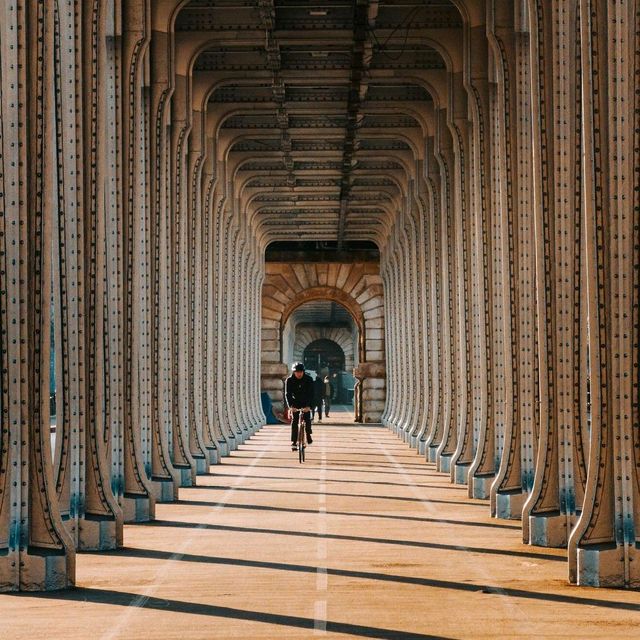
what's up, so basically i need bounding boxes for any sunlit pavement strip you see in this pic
[4,414,640,640]
[375,438,537,634]
[315,447,328,634]
[101,446,269,640]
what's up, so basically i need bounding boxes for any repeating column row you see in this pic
[382,1,640,589]
[0,0,265,592]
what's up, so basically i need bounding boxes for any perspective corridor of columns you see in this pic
[0,0,639,596]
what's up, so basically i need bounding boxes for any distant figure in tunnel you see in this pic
[312,374,324,422]
[323,375,333,418]
[285,362,314,450]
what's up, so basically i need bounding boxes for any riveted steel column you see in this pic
[449,78,476,484]
[146,28,181,499]
[523,0,587,547]
[203,147,229,455]
[119,0,156,522]
[397,204,415,440]
[434,111,459,473]
[417,175,437,456]
[224,216,246,442]
[422,141,442,459]
[426,133,452,464]
[0,0,76,591]
[487,5,521,520]
[466,28,498,499]
[172,75,207,476]
[73,0,124,546]
[195,125,220,464]
[408,186,430,450]
[169,74,197,483]
[513,22,539,517]
[568,0,640,587]
[50,0,84,547]
[387,229,401,432]
[412,178,432,455]
[212,187,237,451]
[403,198,420,441]
[380,252,393,427]
[187,110,216,473]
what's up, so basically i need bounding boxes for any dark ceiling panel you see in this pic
[177,0,461,243]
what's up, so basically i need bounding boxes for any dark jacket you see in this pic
[313,377,324,404]
[285,373,314,409]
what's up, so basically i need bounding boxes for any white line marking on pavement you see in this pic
[101,443,268,640]
[375,436,535,633]
[313,601,327,634]
[316,567,328,591]
[314,444,328,634]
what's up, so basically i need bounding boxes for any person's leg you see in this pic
[291,411,299,447]
[325,396,330,416]
[304,412,313,443]
[317,402,322,420]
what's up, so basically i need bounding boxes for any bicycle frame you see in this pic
[292,408,310,463]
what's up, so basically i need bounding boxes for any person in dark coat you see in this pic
[323,375,334,417]
[285,362,314,450]
[312,374,324,421]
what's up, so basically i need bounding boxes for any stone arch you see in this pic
[280,286,365,362]
[294,330,355,373]
[261,261,385,423]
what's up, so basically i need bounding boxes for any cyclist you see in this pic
[285,362,314,451]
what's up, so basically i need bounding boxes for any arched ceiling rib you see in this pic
[174,0,462,244]
[290,300,355,328]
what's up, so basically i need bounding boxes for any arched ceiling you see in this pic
[290,299,355,328]
[174,0,462,246]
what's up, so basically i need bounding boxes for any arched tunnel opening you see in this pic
[1,0,640,635]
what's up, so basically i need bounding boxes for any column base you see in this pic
[78,515,120,551]
[151,476,178,503]
[18,550,73,591]
[207,446,220,465]
[217,440,229,457]
[426,445,439,463]
[417,439,427,456]
[175,464,194,487]
[576,543,640,587]
[437,453,452,474]
[495,490,525,520]
[122,494,153,523]
[453,462,470,485]
[409,434,418,449]
[470,474,493,499]
[528,512,568,547]
[193,454,208,474]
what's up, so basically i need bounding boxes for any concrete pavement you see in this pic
[2,410,639,638]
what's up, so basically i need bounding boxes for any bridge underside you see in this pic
[1,0,640,609]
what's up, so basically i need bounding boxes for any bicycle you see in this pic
[292,407,311,463]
